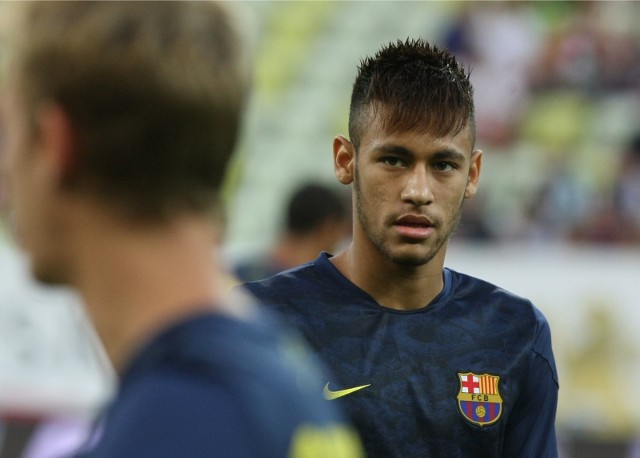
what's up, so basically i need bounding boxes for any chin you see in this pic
[383,238,448,267]
[390,255,433,267]
[386,248,436,267]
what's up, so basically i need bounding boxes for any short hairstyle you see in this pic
[348,38,474,151]
[286,183,347,235]
[11,1,249,221]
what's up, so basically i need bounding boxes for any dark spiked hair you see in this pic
[348,38,474,150]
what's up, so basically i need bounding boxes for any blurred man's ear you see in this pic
[36,104,78,186]
[333,135,355,185]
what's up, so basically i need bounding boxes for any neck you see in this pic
[331,237,447,311]
[67,209,226,373]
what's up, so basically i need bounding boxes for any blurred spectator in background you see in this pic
[523,158,592,243]
[234,182,350,282]
[570,133,640,245]
[443,2,543,148]
[532,2,640,93]
[440,1,640,246]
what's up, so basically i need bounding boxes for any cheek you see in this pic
[7,156,46,254]
[437,176,468,199]
[10,175,37,249]
[7,149,30,218]
[359,166,397,201]
[4,121,29,203]
[431,181,466,216]
[13,183,63,284]
[355,174,386,215]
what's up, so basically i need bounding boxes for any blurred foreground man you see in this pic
[245,39,559,457]
[2,2,361,457]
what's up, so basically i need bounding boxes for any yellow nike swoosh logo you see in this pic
[323,383,371,400]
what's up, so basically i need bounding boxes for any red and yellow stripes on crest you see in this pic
[480,375,498,395]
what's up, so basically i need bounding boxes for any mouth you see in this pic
[393,215,435,240]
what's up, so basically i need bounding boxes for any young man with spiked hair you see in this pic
[245,39,559,457]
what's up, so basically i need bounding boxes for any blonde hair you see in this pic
[10,1,250,221]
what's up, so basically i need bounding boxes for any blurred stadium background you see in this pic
[1,2,639,457]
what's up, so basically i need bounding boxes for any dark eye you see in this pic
[383,157,405,168]
[434,162,455,172]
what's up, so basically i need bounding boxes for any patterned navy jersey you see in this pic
[244,252,559,458]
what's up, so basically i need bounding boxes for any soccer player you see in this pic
[2,2,362,457]
[244,39,559,457]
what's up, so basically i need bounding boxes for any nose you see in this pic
[400,166,434,206]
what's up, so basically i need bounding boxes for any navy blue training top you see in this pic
[75,308,362,457]
[244,252,559,458]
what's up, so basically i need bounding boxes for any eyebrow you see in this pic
[374,144,466,162]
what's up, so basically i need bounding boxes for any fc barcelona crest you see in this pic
[457,372,503,427]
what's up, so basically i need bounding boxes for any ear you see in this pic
[464,149,482,199]
[333,135,355,185]
[36,104,78,187]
